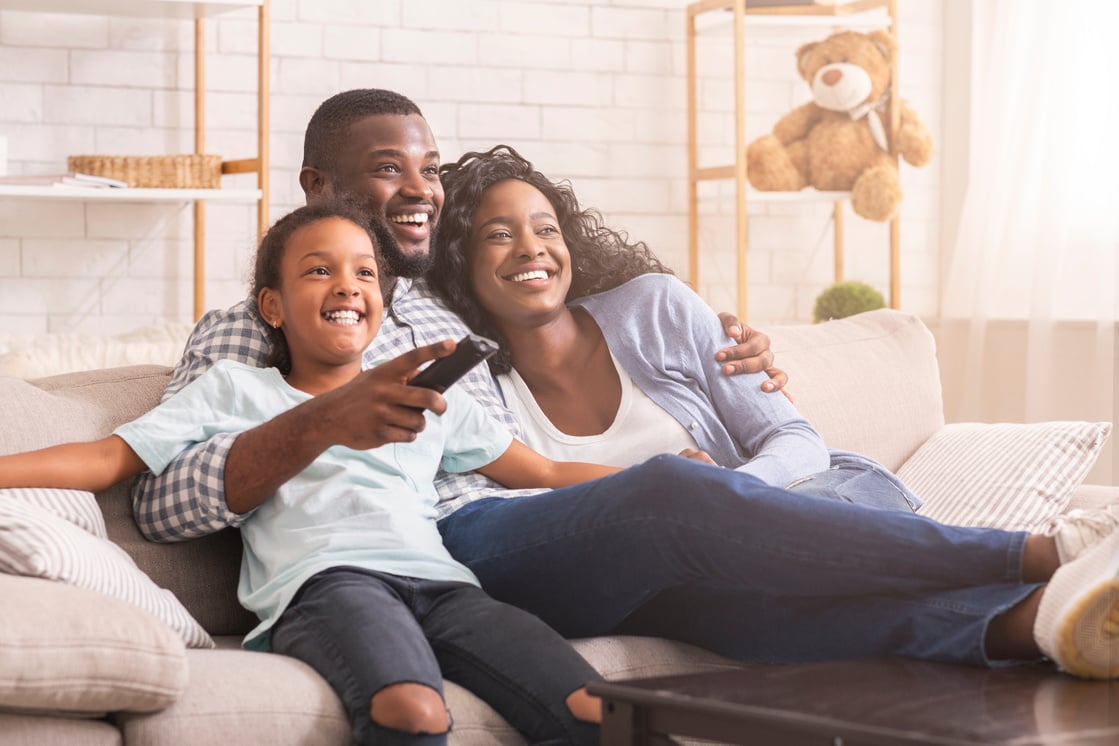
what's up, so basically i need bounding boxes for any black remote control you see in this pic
[408,334,499,393]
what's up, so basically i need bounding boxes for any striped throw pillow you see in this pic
[901,421,1112,531]
[0,498,214,649]
[1,487,107,537]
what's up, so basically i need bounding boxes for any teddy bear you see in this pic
[745,29,932,222]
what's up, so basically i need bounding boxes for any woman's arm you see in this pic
[476,439,620,489]
[0,436,145,492]
[579,275,830,485]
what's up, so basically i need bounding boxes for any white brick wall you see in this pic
[0,0,943,335]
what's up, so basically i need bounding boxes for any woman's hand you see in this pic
[678,448,717,466]
[715,312,792,401]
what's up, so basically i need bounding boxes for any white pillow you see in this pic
[1,487,107,537]
[0,573,187,715]
[902,421,1113,531]
[0,499,214,649]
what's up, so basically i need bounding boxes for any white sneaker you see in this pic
[1034,527,1119,679]
[1043,503,1119,564]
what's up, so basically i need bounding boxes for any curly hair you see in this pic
[302,89,422,174]
[249,201,379,375]
[430,144,672,374]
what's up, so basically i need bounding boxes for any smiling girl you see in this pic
[0,202,617,745]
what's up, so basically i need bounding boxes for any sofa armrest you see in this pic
[1067,484,1119,512]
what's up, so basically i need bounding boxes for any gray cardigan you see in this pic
[573,273,830,487]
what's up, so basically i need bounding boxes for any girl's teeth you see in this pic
[324,310,360,324]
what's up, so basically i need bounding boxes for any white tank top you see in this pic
[497,354,699,468]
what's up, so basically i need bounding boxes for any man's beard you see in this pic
[330,189,434,280]
[369,218,433,280]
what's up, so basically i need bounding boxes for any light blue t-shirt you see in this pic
[115,359,513,649]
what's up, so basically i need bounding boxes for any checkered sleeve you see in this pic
[131,302,268,542]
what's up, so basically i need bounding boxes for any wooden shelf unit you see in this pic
[685,0,900,320]
[0,0,271,320]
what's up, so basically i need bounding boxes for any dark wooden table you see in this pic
[587,658,1119,745]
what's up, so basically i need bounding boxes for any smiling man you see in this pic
[134,88,780,542]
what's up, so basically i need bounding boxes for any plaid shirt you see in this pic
[132,277,537,542]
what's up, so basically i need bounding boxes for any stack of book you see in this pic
[0,172,129,188]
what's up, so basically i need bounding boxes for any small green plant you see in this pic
[812,280,885,323]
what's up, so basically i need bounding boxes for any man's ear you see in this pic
[299,166,331,202]
[258,287,282,329]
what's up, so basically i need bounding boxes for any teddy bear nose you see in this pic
[822,68,842,86]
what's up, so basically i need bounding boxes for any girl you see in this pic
[0,203,616,746]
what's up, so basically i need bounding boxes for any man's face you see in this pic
[314,113,444,279]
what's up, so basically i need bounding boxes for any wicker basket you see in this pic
[66,154,222,189]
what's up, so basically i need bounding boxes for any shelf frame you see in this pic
[0,185,262,202]
[685,0,900,321]
[0,0,270,321]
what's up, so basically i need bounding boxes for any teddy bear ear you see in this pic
[867,29,897,63]
[795,41,818,80]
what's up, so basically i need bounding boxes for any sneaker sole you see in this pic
[1051,578,1119,679]
[1038,531,1119,679]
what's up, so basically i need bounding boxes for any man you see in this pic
[134,88,782,541]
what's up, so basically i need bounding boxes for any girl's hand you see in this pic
[678,448,717,466]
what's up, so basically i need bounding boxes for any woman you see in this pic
[425,145,1119,680]
[430,144,918,511]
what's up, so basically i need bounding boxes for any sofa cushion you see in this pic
[0,499,213,648]
[0,574,186,715]
[114,634,739,745]
[768,309,944,473]
[115,643,350,745]
[0,713,121,746]
[902,421,1113,531]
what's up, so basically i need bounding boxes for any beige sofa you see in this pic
[1,308,1114,746]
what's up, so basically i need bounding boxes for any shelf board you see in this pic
[696,189,850,206]
[0,185,262,202]
[692,0,891,32]
[0,0,262,19]
[745,189,849,202]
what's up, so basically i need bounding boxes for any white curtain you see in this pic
[939,0,1118,482]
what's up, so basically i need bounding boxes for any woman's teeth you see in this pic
[510,270,549,282]
[323,310,361,325]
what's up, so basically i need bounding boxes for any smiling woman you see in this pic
[428,145,926,503]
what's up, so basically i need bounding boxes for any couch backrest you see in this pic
[0,365,253,635]
[767,308,945,472]
[0,309,945,634]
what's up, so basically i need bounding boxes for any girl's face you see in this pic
[258,217,383,379]
[467,179,572,329]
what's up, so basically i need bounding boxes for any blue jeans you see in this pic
[438,454,1040,668]
[789,449,924,512]
[271,568,601,746]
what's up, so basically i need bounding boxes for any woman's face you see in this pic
[467,178,572,328]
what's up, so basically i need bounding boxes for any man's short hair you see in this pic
[302,89,423,173]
